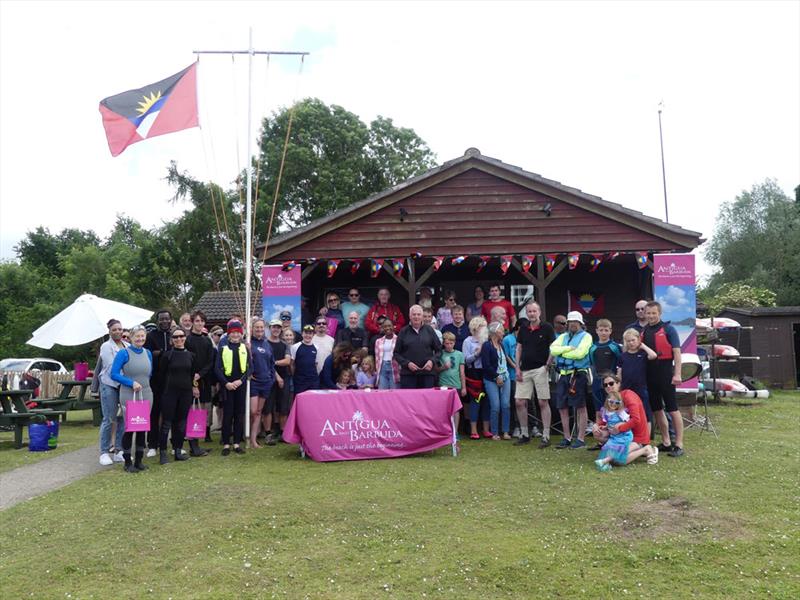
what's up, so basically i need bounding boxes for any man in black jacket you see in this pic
[185,310,214,450]
[144,309,173,455]
[394,305,442,389]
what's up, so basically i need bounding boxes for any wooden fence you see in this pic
[0,371,83,398]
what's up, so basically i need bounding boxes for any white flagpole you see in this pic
[193,35,308,445]
[244,27,253,439]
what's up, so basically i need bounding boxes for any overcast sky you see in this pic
[1,0,798,282]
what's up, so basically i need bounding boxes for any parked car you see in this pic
[0,358,68,375]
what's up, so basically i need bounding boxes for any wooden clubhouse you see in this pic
[256,148,703,329]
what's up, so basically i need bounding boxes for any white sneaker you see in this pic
[146,448,157,458]
[112,451,125,463]
[585,421,595,436]
[511,427,521,438]
[531,426,542,438]
[99,453,113,466]
[647,446,659,465]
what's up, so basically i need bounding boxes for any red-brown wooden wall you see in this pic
[272,169,689,260]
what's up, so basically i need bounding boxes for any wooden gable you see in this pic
[263,151,701,261]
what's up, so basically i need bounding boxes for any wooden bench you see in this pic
[38,380,101,425]
[1,390,65,449]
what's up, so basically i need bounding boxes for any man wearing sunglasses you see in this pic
[341,288,370,329]
[625,300,649,333]
[312,318,335,374]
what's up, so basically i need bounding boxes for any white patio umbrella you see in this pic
[27,294,154,349]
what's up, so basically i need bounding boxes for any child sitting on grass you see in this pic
[594,391,633,472]
[355,355,377,389]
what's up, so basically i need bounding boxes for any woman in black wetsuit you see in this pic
[157,328,204,464]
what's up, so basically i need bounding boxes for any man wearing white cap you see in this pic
[549,311,593,449]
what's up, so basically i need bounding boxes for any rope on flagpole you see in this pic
[197,56,245,316]
[261,55,305,262]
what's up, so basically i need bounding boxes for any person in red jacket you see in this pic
[481,285,516,330]
[592,373,658,464]
[365,287,405,335]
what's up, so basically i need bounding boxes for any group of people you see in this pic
[94,284,685,473]
[302,286,686,469]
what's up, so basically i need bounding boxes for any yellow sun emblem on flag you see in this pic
[136,90,162,115]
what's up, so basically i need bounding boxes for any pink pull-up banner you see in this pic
[283,388,461,462]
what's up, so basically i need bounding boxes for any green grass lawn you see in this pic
[1,395,798,598]
[0,410,97,474]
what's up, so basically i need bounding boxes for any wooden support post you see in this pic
[415,263,437,289]
[301,262,319,281]
[406,259,416,308]
[383,262,411,299]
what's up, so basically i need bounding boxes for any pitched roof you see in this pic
[193,291,262,322]
[257,148,703,259]
[720,306,800,317]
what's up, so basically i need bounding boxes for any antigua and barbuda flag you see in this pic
[326,259,340,278]
[391,258,405,276]
[281,261,297,271]
[370,259,384,278]
[521,255,534,273]
[568,291,606,317]
[588,253,603,272]
[432,256,444,271]
[499,255,512,275]
[99,63,199,157]
[635,252,649,269]
[350,259,362,275]
[545,254,558,273]
[476,256,490,273]
[451,255,467,266]
[568,253,580,270]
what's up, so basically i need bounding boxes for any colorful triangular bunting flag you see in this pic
[635,252,649,269]
[432,256,444,271]
[326,259,340,278]
[545,254,558,273]
[568,253,580,270]
[350,259,362,275]
[521,255,534,273]
[477,256,490,273]
[500,255,512,275]
[391,258,405,276]
[370,258,384,278]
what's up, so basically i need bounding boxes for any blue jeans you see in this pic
[484,376,511,435]
[99,383,124,453]
[378,361,396,390]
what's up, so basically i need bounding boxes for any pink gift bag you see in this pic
[326,316,338,338]
[185,402,207,439]
[74,362,89,381]
[124,392,151,432]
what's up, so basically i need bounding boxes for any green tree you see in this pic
[16,227,100,276]
[699,282,777,316]
[704,179,800,306]
[254,98,436,236]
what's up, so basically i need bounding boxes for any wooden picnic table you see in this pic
[0,389,66,448]
[38,380,101,426]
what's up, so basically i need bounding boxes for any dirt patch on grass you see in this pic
[616,496,749,542]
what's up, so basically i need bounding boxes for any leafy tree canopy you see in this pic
[254,98,436,235]
[703,179,799,307]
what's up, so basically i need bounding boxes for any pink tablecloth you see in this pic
[283,388,461,462]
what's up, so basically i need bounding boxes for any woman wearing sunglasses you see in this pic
[156,328,206,464]
[592,373,658,466]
